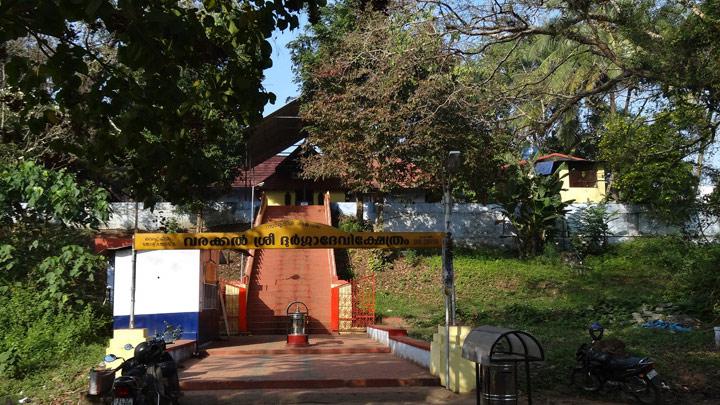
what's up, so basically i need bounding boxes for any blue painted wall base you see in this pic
[114,312,198,341]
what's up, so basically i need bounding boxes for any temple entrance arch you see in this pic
[130,220,448,336]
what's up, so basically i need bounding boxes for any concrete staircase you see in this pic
[246,205,334,334]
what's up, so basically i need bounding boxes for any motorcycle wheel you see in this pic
[167,373,181,405]
[624,376,660,405]
[571,367,602,392]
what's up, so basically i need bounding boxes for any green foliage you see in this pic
[159,216,184,233]
[0,161,109,306]
[294,3,507,198]
[0,287,109,379]
[0,160,109,229]
[375,239,720,395]
[402,249,422,267]
[494,159,573,257]
[290,0,361,91]
[609,237,720,320]
[35,245,107,310]
[568,203,615,256]
[0,161,111,381]
[599,114,700,223]
[368,249,391,273]
[338,215,367,233]
[1,0,323,205]
[0,342,107,401]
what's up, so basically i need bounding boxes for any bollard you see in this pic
[714,326,720,349]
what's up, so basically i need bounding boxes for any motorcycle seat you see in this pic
[608,356,650,369]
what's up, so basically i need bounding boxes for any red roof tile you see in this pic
[233,156,288,187]
[536,153,587,162]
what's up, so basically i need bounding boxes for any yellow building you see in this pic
[534,153,606,203]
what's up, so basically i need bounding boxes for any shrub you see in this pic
[338,215,367,233]
[0,161,111,379]
[601,237,720,321]
[402,249,422,267]
[569,203,615,256]
[0,288,110,378]
[368,249,391,272]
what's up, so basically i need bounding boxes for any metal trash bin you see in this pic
[88,367,114,396]
[479,362,518,404]
[286,301,309,346]
[461,326,545,405]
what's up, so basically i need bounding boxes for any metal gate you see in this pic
[350,274,375,328]
[219,280,244,335]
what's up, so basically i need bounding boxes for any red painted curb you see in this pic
[391,335,431,351]
[368,325,409,338]
[179,377,441,390]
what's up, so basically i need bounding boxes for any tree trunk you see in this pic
[374,194,385,231]
[355,194,364,222]
[196,208,204,233]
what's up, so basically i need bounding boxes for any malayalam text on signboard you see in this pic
[134,220,444,250]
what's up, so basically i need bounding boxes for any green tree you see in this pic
[293,3,507,201]
[0,160,109,306]
[599,113,700,223]
[0,0,323,205]
[431,0,719,159]
[0,160,111,378]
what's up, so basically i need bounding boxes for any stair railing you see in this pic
[239,193,268,332]
[324,191,338,279]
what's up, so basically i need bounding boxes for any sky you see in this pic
[262,17,308,117]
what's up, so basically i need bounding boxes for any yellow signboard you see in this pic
[134,220,444,250]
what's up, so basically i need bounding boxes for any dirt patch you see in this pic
[376,256,443,307]
[217,250,248,281]
[492,277,520,291]
[677,367,709,391]
[380,316,411,329]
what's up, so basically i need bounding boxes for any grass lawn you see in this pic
[367,238,720,401]
[0,343,106,403]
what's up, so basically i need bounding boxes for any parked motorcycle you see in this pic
[90,336,181,405]
[571,322,665,404]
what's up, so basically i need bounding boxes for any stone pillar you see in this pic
[430,325,476,393]
[104,328,148,372]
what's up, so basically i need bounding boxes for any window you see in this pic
[569,162,597,188]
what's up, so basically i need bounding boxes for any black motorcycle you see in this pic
[571,323,664,404]
[97,336,181,405]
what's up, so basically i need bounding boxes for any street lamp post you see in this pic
[443,150,461,391]
[250,181,265,228]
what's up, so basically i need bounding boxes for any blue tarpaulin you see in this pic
[534,161,555,175]
[641,319,692,332]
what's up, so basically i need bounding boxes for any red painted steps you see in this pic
[206,346,391,356]
[204,335,391,356]
[246,205,334,335]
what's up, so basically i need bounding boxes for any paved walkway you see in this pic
[181,387,473,404]
[175,335,649,404]
[179,335,439,391]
